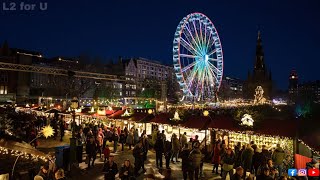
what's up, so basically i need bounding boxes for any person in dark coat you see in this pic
[133,141,145,176]
[164,140,172,169]
[271,144,285,177]
[180,144,191,180]
[241,144,254,176]
[231,166,244,180]
[141,135,149,171]
[212,142,221,174]
[113,131,119,153]
[188,142,202,180]
[252,148,264,175]
[102,155,118,180]
[86,137,97,168]
[37,165,49,180]
[59,120,65,142]
[234,142,242,168]
[261,145,271,165]
[154,133,164,168]
[120,130,126,151]
[256,167,273,180]
[119,159,135,180]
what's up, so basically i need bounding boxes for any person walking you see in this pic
[103,145,111,162]
[271,144,285,177]
[134,129,139,145]
[120,130,126,151]
[126,130,134,150]
[212,142,221,174]
[59,120,65,142]
[241,144,254,177]
[261,145,271,166]
[77,128,86,163]
[113,131,119,153]
[252,148,264,175]
[102,155,118,180]
[188,142,202,180]
[180,132,188,149]
[171,133,180,163]
[97,133,104,158]
[154,133,164,169]
[219,143,227,176]
[86,137,97,169]
[234,142,242,168]
[180,144,191,180]
[133,141,145,176]
[164,140,172,169]
[141,135,149,169]
[221,148,236,180]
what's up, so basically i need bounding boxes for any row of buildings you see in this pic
[0,30,318,105]
[0,41,178,104]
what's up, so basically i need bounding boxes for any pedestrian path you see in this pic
[37,136,224,179]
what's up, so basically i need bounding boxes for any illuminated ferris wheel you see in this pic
[173,12,223,101]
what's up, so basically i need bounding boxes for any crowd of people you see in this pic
[3,109,318,180]
[211,140,294,180]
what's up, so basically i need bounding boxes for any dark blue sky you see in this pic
[1,0,319,90]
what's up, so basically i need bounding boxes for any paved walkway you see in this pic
[37,132,223,180]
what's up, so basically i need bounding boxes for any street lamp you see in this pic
[70,98,79,138]
[70,97,78,166]
[203,110,212,150]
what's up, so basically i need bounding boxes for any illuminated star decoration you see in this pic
[41,125,54,138]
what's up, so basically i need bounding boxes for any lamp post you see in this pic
[203,110,212,150]
[70,97,79,166]
[145,109,154,133]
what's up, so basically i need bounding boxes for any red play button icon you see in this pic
[308,168,319,177]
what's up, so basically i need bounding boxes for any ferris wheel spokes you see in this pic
[173,12,223,101]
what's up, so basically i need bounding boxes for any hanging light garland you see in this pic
[0,146,48,162]
[298,139,320,155]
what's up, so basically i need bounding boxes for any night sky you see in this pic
[1,0,319,90]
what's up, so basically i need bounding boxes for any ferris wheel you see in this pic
[173,12,223,101]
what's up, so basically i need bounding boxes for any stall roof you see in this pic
[207,115,239,131]
[181,115,211,130]
[124,113,150,122]
[150,113,175,125]
[255,119,297,138]
[108,110,124,119]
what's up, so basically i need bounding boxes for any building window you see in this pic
[0,85,7,94]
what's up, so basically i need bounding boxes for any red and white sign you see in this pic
[308,168,319,177]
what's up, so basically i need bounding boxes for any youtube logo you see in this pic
[308,168,319,177]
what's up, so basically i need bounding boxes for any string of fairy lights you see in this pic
[298,139,320,156]
[0,146,48,162]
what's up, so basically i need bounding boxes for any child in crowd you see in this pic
[103,144,111,162]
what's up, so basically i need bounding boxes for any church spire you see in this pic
[254,30,265,70]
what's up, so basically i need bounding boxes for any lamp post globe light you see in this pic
[202,110,212,150]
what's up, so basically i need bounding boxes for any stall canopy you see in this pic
[0,138,46,157]
[150,113,175,125]
[108,110,125,119]
[208,115,239,131]
[123,112,150,122]
[255,119,297,137]
[44,108,60,114]
[182,115,211,130]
